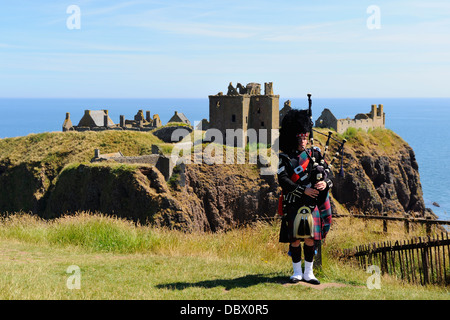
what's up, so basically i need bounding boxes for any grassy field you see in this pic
[0,212,448,300]
[0,128,446,301]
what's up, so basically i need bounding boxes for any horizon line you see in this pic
[1,96,450,100]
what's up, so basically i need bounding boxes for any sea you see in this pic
[0,97,449,221]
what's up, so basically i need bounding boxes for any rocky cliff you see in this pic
[329,128,429,217]
[174,163,279,231]
[43,161,279,232]
[0,129,433,231]
[169,127,432,231]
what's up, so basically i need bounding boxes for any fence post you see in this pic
[314,240,322,268]
[383,213,388,233]
[381,247,388,274]
[404,213,410,234]
[420,238,429,285]
[426,216,432,236]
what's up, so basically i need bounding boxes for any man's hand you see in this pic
[314,181,327,191]
[304,187,319,199]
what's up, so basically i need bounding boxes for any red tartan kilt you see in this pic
[278,194,284,216]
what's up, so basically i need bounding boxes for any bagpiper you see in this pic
[277,108,333,284]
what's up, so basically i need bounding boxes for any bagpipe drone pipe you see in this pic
[304,93,347,205]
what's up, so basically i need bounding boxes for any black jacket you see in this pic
[277,147,333,207]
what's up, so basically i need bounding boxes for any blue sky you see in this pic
[1,0,449,98]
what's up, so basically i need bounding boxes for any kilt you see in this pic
[279,193,332,243]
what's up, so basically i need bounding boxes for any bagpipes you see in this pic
[305,93,347,184]
[277,93,347,217]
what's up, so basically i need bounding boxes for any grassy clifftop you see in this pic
[0,131,172,218]
[0,130,173,167]
[313,127,410,160]
[0,127,407,170]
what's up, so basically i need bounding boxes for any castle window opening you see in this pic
[232,114,236,122]
[261,121,265,127]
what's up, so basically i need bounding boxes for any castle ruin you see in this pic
[63,109,162,132]
[315,104,385,134]
[208,82,279,146]
[168,111,191,126]
[91,145,176,181]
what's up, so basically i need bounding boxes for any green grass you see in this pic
[333,127,404,154]
[0,130,174,167]
[0,128,443,299]
[0,212,448,300]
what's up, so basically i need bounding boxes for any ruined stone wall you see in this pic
[337,118,374,133]
[316,105,385,134]
[336,110,385,133]
[209,95,250,146]
[113,155,175,181]
[208,83,280,146]
[249,95,279,144]
[92,154,176,181]
[315,108,337,130]
[63,109,161,133]
[70,126,155,132]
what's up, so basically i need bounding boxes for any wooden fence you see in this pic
[343,232,450,285]
[253,213,450,271]
[333,214,450,235]
[256,213,450,235]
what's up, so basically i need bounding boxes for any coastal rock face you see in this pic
[330,132,426,216]
[0,129,431,231]
[41,162,280,232]
[175,130,429,231]
[43,163,191,229]
[0,161,50,214]
[175,164,279,231]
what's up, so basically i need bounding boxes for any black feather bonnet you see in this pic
[279,108,312,153]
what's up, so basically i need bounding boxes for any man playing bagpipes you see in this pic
[277,106,333,285]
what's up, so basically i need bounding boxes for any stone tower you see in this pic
[62,112,73,131]
[208,82,279,147]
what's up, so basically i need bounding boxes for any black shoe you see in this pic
[304,278,320,285]
[289,276,302,284]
